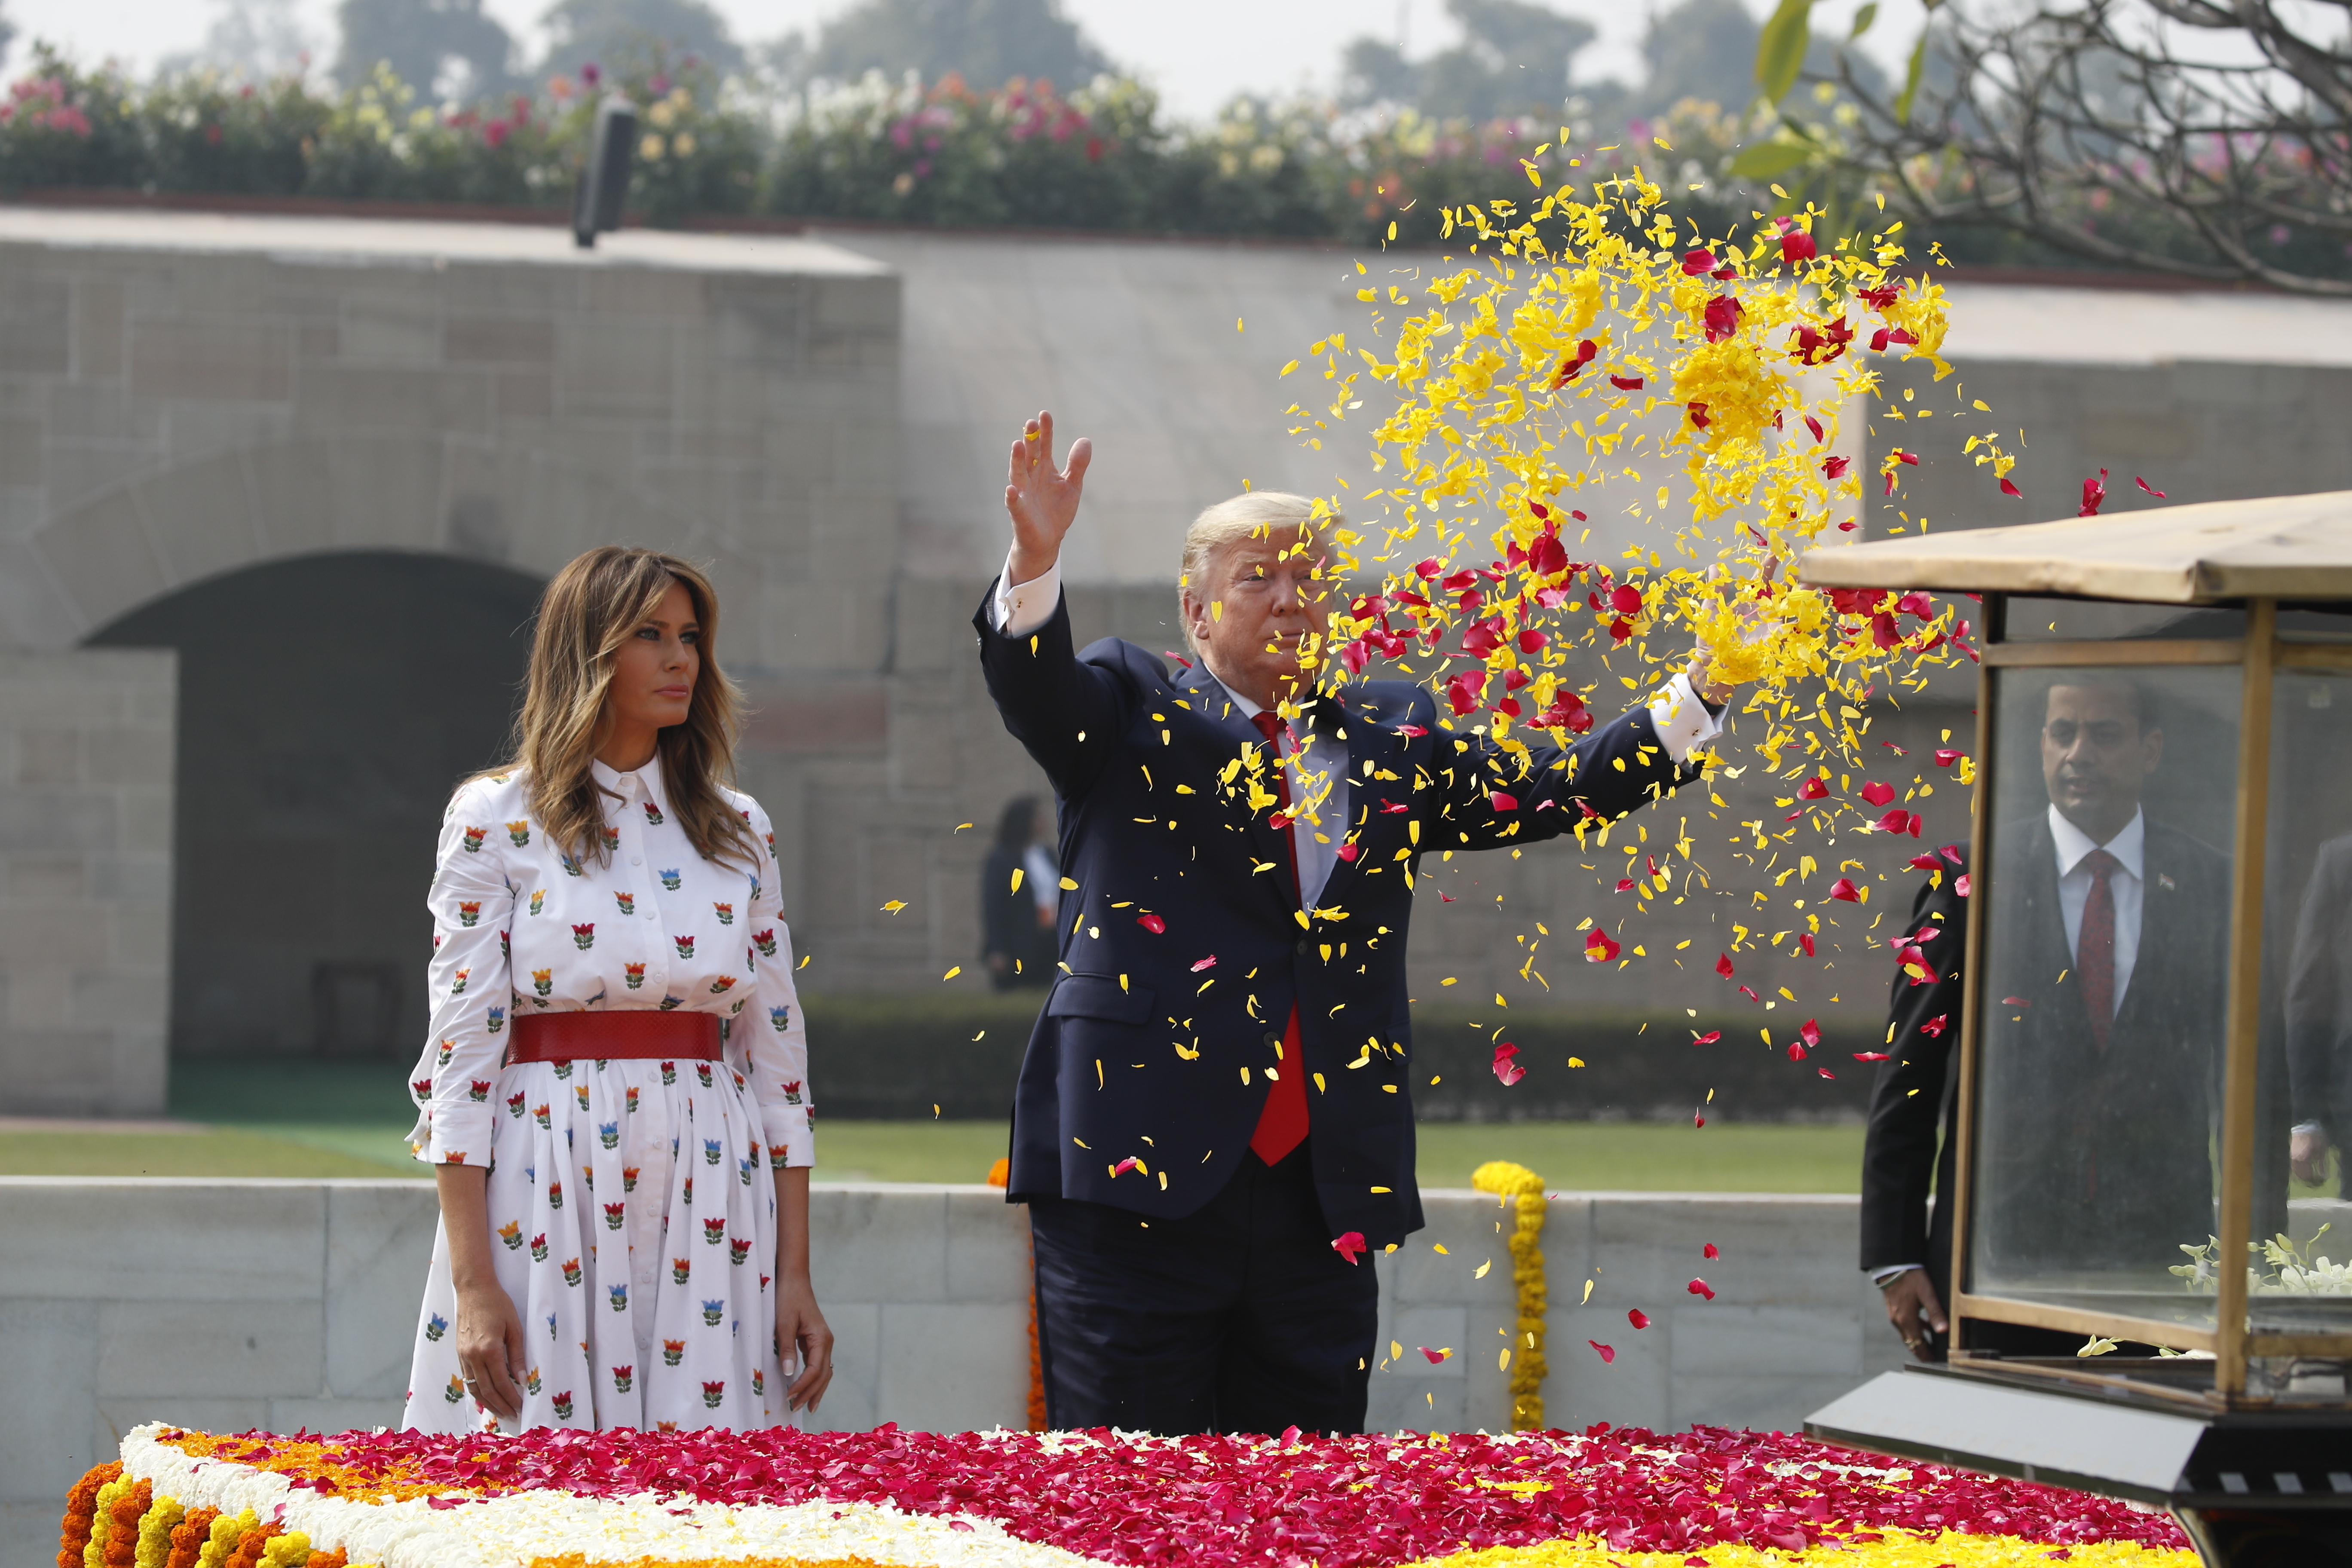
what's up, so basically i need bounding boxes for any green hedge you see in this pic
[800,991,1874,1122]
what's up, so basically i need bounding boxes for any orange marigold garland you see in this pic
[101,1477,151,1568]
[57,1461,120,1568]
[163,1507,219,1568]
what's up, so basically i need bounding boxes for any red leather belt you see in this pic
[507,1010,722,1065]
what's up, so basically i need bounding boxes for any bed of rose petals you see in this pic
[148,1421,2190,1565]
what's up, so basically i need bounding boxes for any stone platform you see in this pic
[0,1179,1905,1568]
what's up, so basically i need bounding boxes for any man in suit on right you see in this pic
[1863,673,2230,1358]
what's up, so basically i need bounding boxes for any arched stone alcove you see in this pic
[90,551,544,1060]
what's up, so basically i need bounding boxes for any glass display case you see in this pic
[1797,494,2352,1565]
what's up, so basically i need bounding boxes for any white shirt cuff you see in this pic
[1648,671,1724,763]
[995,551,1063,638]
[1868,1264,1924,1286]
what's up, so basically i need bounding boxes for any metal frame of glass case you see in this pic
[1950,596,2298,1406]
[1798,496,2352,1566]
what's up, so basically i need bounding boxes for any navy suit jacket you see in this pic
[976,587,1703,1247]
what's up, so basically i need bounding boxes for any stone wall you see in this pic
[13,208,2352,1106]
[0,649,173,1115]
[0,211,903,1078]
[0,1177,1909,1568]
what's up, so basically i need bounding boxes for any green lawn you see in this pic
[804,1118,1871,1191]
[0,1125,429,1178]
[0,1071,1877,1190]
[0,1119,1872,1188]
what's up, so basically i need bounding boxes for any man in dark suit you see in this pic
[977,412,1733,1434]
[1862,675,2229,1360]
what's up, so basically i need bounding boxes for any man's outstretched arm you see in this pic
[1424,673,1723,851]
[974,412,1125,798]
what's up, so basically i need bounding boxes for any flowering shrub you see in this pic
[0,46,1758,244]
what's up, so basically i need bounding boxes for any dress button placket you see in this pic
[628,780,669,999]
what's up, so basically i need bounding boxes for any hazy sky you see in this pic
[2,0,1877,114]
[2,0,1637,107]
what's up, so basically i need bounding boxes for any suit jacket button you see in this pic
[1264,1032,1281,1048]
[1296,938,1311,956]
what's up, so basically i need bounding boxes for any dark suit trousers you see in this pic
[1027,1141,1381,1436]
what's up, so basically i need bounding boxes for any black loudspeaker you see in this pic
[573,97,638,248]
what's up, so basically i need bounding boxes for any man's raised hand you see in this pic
[1005,410,1091,587]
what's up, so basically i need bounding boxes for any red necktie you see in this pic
[2077,847,2121,1052]
[1248,710,1310,1166]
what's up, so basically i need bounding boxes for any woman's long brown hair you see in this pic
[486,546,760,873]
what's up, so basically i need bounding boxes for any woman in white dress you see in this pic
[400,546,833,1432]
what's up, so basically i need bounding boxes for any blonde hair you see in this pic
[487,546,760,873]
[1177,491,1341,654]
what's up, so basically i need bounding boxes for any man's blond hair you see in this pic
[1177,492,1341,654]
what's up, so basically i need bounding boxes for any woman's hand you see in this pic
[435,1161,527,1421]
[776,1276,835,1412]
[770,1164,833,1412]
[454,1279,530,1421]
[1004,410,1091,588]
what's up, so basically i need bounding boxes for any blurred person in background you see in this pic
[983,794,1058,990]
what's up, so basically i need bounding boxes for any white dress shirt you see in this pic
[2049,803,2145,1017]
[992,551,1724,910]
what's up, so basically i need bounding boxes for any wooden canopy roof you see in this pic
[1797,490,2352,603]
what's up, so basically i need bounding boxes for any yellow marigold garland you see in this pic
[1471,1161,1549,1430]
[133,1493,184,1568]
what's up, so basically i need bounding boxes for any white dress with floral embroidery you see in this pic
[398,756,815,1434]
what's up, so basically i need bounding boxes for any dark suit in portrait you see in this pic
[1862,850,2143,1360]
[977,593,1705,1433]
[1974,812,2230,1278]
